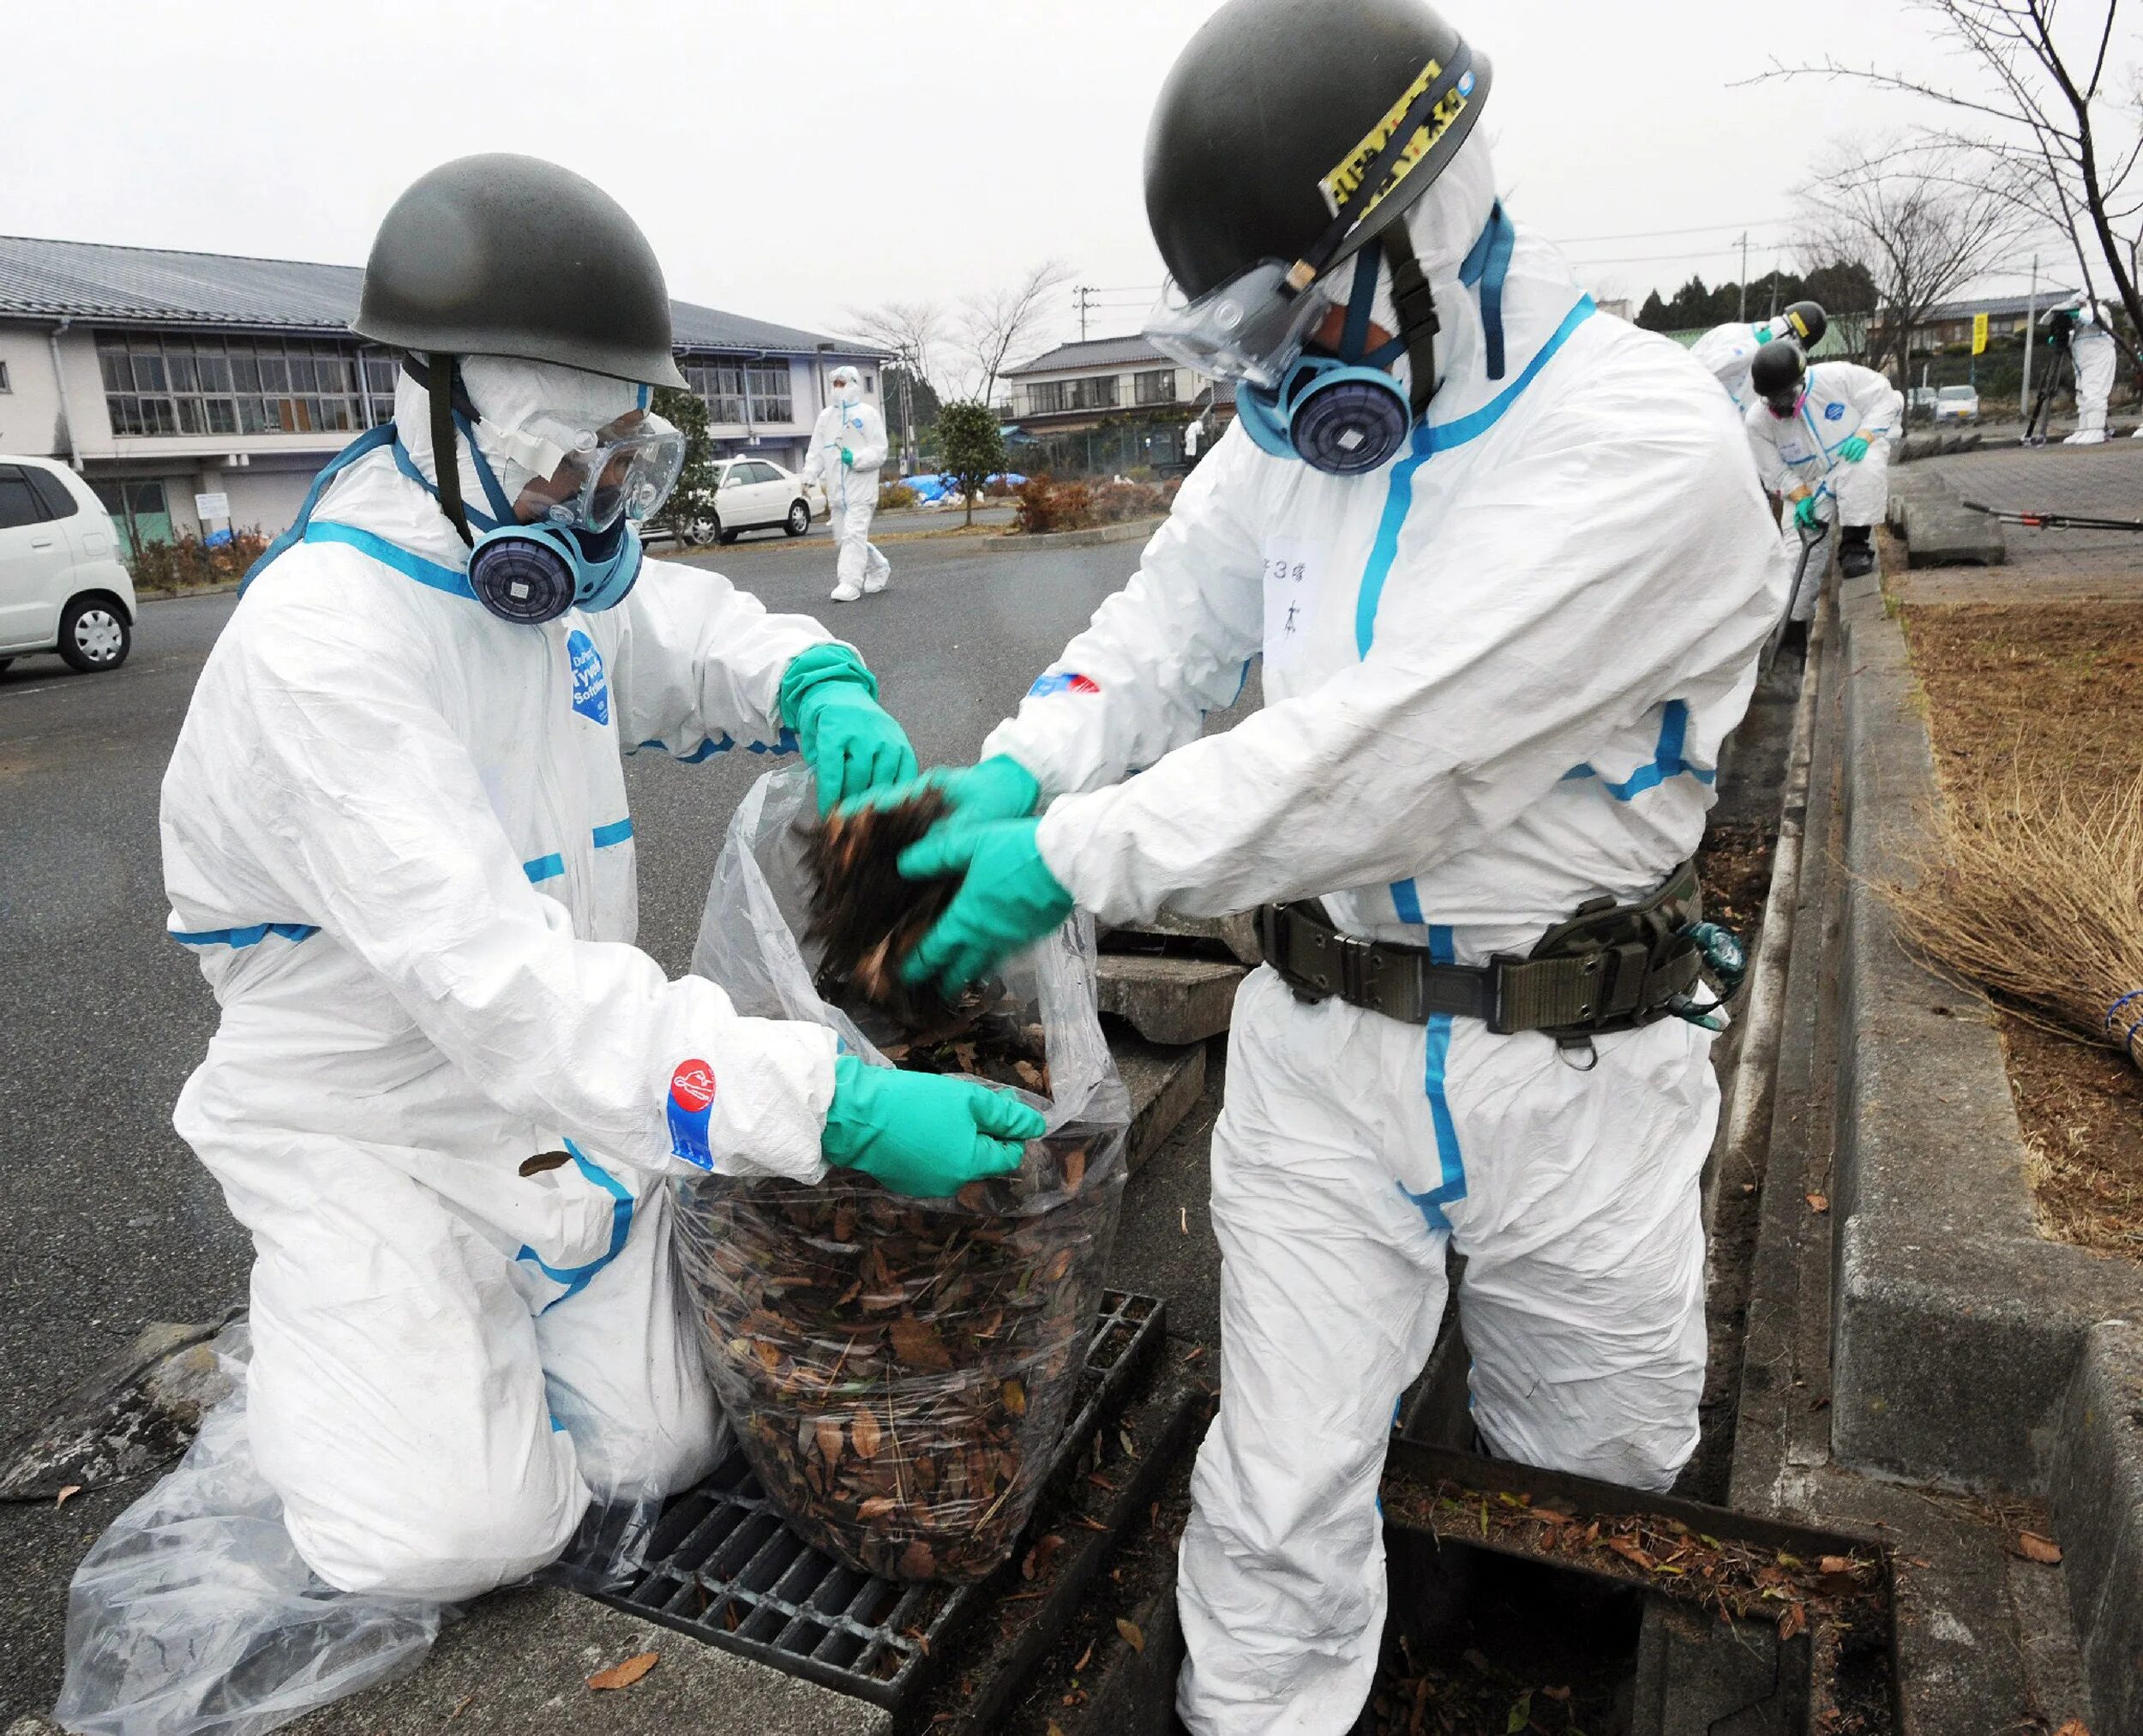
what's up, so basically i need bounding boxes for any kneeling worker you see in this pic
[157,153,1039,1601]
[1744,337,1900,592]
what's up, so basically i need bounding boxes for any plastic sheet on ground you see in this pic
[51,1322,445,1736]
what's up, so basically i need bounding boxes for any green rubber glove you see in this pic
[896,818,1076,997]
[1792,494,1823,531]
[821,1054,1041,1197]
[843,755,1041,827]
[780,646,920,814]
[1839,435,1871,463]
[840,447,855,467]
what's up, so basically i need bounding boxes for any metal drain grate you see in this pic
[585,1290,1164,1712]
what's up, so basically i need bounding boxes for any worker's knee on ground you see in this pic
[285,1451,588,1601]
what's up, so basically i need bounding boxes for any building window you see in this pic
[90,478,171,557]
[0,359,10,393]
[682,357,794,426]
[1028,381,1068,414]
[1134,368,1178,405]
[98,332,392,439]
[1067,375,1120,411]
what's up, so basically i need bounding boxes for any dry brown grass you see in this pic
[1887,765,2143,1072]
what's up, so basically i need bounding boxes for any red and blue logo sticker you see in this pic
[1028,670,1101,698]
[666,1059,717,1168]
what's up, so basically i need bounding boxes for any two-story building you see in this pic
[999,334,1225,476]
[0,235,883,552]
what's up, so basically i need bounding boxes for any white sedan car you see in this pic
[0,454,137,675]
[696,457,823,545]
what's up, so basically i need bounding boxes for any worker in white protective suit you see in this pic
[1744,339,1902,599]
[142,156,1040,1613]
[802,364,891,601]
[848,4,1789,1730]
[1689,299,1827,408]
[2044,292,2120,445]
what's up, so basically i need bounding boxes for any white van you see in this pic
[0,454,137,674]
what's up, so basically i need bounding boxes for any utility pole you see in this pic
[1072,285,1094,342]
[1738,234,1750,321]
[2021,254,2038,435]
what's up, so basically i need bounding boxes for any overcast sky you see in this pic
[3,0,2102,361]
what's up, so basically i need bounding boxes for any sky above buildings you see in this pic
[5,0,2104,353]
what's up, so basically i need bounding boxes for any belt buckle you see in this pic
[1334,929,1373,1004]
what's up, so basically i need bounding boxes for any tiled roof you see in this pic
[0,234,878,357]
[1003,333,1168,376]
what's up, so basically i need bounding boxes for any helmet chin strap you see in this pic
[1379,226,1441,420]
[426,353,474,549]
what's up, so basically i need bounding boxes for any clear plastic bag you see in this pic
[52,1322,444,1736]
[679,766,1131,1582]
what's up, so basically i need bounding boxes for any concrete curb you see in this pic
[1002,515,1164,550]
[137,580,239,603]
[1829,569,2143,1729]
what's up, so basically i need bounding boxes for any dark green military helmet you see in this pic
[351,153,687,388]
[1144,0,1492,301]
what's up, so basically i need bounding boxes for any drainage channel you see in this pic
[564,1290,1168,1721]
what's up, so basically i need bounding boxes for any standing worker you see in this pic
[1744,337,1901,592]
[1183,409,1208,465]
[858,3,1786,1729]
[2042,292,2118,445]
[1690,300,1827,408]
[803,364,892,601]
[138,156,1039,1613]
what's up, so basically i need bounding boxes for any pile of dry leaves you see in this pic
[677,790,1126,1583]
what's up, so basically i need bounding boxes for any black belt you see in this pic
[1258,862,1705,1040]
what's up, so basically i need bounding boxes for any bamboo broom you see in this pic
[1887,765,2143,1074]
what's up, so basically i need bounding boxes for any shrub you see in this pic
[877,484,919,513]
[1015,477,1178,533]
[937,401,1007,527]
[130,530,269,592]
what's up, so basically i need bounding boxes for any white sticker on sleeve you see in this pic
[1261,538,1324,675]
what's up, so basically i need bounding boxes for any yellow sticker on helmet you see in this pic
[1319,58,1477,222]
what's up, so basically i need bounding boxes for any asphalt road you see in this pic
[0,525,1225,1718]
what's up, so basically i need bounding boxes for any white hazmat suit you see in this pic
[159,358,845,1601]
[802,363,891,600]
[1743,359,1900,621]
[1690,316,1799,409]
[2050,294,2120,444]
[980,135,1788,1733]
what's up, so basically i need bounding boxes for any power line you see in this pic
[1545,216,1796,245]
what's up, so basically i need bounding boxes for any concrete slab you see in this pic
[1900,496,2008,568]
[2050,1323,2143,1736]
[284,1585,888,1736]
[1107,910,1264,966]
[1108,1034,1207,1175]
[1097,954,1246,1045]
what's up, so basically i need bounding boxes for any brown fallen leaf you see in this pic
[1062,1146,1085,1189]
[447,1690,477,1720]
[1818,1555,1855,1575]
[587,1651,658,1691]
[1540,1685,1571,1703]
[55,1485,82,1508]
[814,1418,843,1471]
[1002,1377,1028,1417]
[1047,1723,1067,1736]
[2016,1531,2063,1565]
[519,1150,571,1176]
[1115,1616,1145,1654]
[1073,1642,1093,1672]
[1778,1601,1807,1641]
[1606,1536,1657,1571]
[2052,1720,2091,1736]
[1805,1192,1829,1214]
[889,1315,954,1370]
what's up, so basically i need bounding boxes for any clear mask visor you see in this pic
[1144,260,1340,391]
[515,410,686,532]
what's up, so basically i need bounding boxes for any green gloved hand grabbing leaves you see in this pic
[897,818,1075,998]
[820,1054,1042,1197]
[780,645,920,814]
[842,755,1042,829]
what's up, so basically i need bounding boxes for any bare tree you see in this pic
[1757,0,2143,340]
[1797,141,2036,381]
[953,260,1074,406]
[843,300,946,397]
